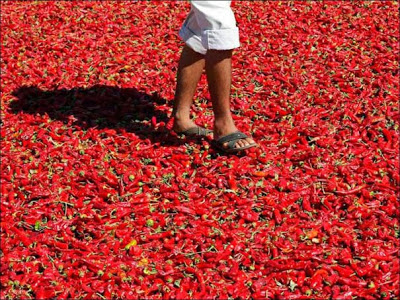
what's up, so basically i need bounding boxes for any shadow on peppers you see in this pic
[10,84,180,145]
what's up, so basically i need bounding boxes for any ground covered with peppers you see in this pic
[1,1,399,299]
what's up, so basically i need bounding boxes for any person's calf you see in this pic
[171,46,206,133]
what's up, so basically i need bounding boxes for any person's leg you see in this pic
[172,45,206,133]
[175,1,256,149]
[205,49,256,149]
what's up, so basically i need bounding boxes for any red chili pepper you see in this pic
[297,271,306,287]
[272,247,279,259]
[253,171,268,177]
[273,209,282,224]
[186,266,206,292]
[9,227,31,247]
[337,277,367,288]
[332,265,355,278]
[228,176,237,190]
[334,184,367,195]
[174,205,196,215]
[302,196,312,211]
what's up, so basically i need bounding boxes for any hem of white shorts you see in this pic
[179,25,207,55]
[202,27,240,50]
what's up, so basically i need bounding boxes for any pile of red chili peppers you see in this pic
[1,1,399,299]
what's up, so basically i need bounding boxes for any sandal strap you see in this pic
[200,127,213,135]
[182,127,200,135]
[181,126,211,136]
[216,131,248,145]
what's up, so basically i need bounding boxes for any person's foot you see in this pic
[213,117,256,150]
[172,116,198,134]
[171,114,211,137]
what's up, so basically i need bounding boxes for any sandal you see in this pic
[213,131,257,153]
[174,126,212,137]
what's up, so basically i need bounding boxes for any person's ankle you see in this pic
[171,111,196,132]
[213,115,237,137]
[172,111,191,123]
[214,114,234,126]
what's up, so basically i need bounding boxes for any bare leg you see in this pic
[205,49,255,149]
[172,45,205,132]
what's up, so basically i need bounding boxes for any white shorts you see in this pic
[179,0,240,55]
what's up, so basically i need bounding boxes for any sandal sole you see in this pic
[213,141,258,153]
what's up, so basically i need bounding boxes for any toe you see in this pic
[246,137,255,144]
[220,136,256,151]
[237,139,246,148]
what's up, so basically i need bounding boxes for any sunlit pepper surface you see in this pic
[1,1,399,299]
